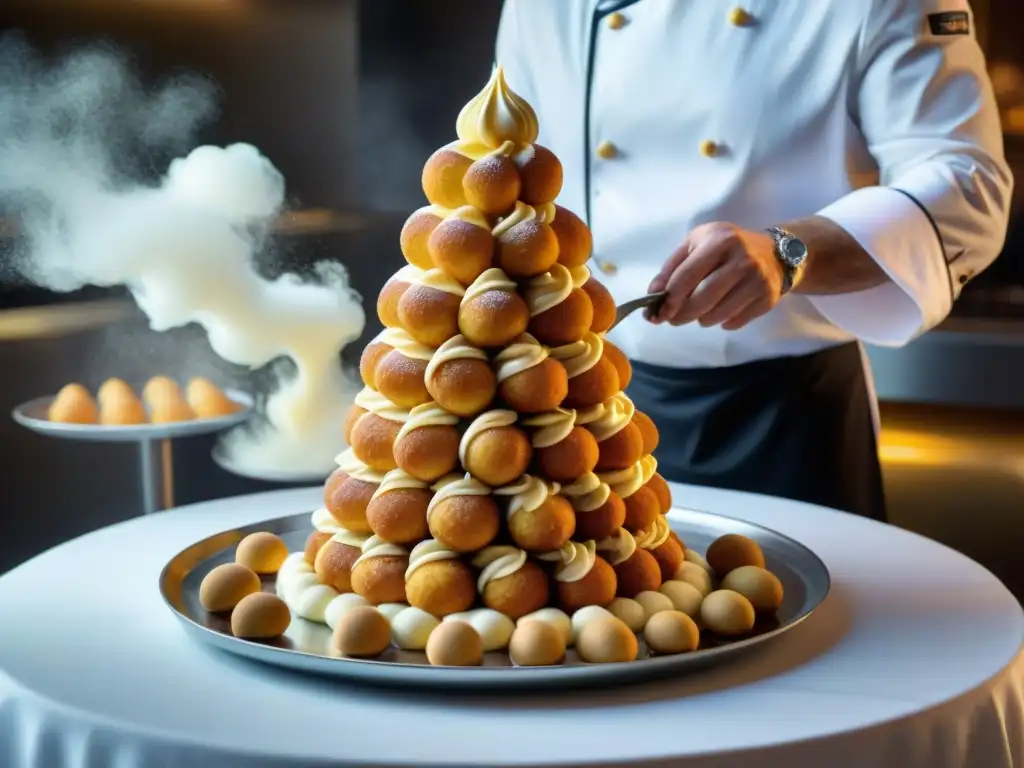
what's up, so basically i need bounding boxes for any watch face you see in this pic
[781,236,808,267]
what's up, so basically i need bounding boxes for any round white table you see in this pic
[0,485,1020,768]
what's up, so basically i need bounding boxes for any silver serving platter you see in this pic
[160,508,830,691]
[12,389,253,442]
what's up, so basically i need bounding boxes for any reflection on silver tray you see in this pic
[160,508,830,691]
[11,390,253,443]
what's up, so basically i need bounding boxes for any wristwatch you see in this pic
[765,226,808,295]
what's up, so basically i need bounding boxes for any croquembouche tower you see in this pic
[293,68,682,648]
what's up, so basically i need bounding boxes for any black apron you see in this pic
[627,343,887,521]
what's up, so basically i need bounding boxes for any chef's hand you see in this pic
[648,222,784,330]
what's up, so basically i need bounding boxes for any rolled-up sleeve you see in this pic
[811,0,1013,347]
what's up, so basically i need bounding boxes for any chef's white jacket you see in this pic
[496,0,1013,369]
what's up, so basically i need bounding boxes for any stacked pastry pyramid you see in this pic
[278,68,697,658]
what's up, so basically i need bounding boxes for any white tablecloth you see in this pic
[0,484,1020,768]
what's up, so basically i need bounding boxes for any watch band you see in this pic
[765,226,804,295]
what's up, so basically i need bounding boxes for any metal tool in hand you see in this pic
[610,291,668,330]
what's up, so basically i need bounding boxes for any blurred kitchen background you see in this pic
[0,0,1021,602]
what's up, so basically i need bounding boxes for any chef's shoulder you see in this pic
[859,0,979,42]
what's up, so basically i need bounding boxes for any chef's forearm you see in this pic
[782,215,889,296]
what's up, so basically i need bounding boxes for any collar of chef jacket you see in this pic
[495,0,1012,370]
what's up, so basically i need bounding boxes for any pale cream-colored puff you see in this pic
[377,265,424,329]
[400,206,447,270]
[421,141,473,209]
[49,383,99,424]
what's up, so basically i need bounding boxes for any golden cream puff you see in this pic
[525,264,594,346]
[405,539,476,617]
[459,410,532,486]
[647,472,672,515]
[423,334,496,417]
[304,530,333,565]
[400,206,447,270]
[186,377,241,419]
[421,141,473,209]
[599,460,661,533]
[428,206,495,286]
[635,516,682,581]
[561,473,626,542]
[358,330,393,390]
[393,402,460,481]
[427,473,500,552]
[512,143,563,206]
[350,536,409,605]
[473,546,550,619]
[324,450,386,533]
[343,405,365,444]
[372,330,435,409]
[633,410,660,456]
[493,333,568,413]
[597,528,662,597]
[602,339,632,390]
[571,266,615,334]
[458,268,530,348]
[582,394,645,472]
[463,141,522,215]
[550,333,620,408]
[496,474,575,552]
[493,202,559,279]
[397,268,466,347]
[143,376,196,423]
[523,408,599,483]
[348,389,409,472]
[96,379,146,425]
[540,541,617,613]
[549,205,592,268]
[365,469,432,544]
[314,528,371,592]
[377,265,425,329]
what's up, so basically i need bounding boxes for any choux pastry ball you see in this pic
[426,355,497,418]
[513,144,563,206]
[550,205,593,268]
[421,144,472,209]
[428,206,494,286]
[528,288,594,347]
[406,558,477,617]
[314,537,363,592]
[622,486,661,533]
[429,494,501,553]
[459,286,530,348]
[701,589,756,636]
[659,580,704,618]
[365,486,432,545]
[498,359,569,414]
[199,563,261,613]
[644,610,700,655]
[706,534,766,577]
[481,560,550,620]
[535,426,599,484]
[303,530,332,564]
[393,424,461,482]
[721,565,784,613]
[463,153,521,215]
[632,411,660,456]
[397,281,462,348]
[377,270,418,329]
[495,211,559,279]
[576,616,638,664]
[634,589,674,618]
[323,467,376,533]
[509,619,566,666]
[646,473,672,514]
[186,377,241,419]
[399,205,444,271]
[351,550,408,605]
[557,556,617,614]
[349,413,402,473]
[48,383,98,425]
[651,536,686,583]
[374,350,432,410]
[508,496,576,552]
[426,620,484,666]
[594,422,645,472]
[563,356,620,409]
[358,338,390,389]
[97,379,146,425]
[613,549,663,598]
[572,492,626,542]
[601,340,632,390]
[230,592,291,640]
[333,605,392,657]
[462,423,533,487]
[235,532,289,574]
[581,277,615,334]
[606,597,647,632]
[674,561,714,596]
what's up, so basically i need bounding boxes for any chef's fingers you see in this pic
[656,240,728,322]
[696,278,760,327]
[648,238,692,294]
[666,261,746,326]
[722,296,773,331]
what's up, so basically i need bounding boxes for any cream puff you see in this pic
[423,334,496,417]
[473,546,550,619]
[397,268,465,347]
[522,408,598,483]
[493,201,559,278]
[348,388,409,472]
[427,473,500,552]
[463,141,522,215]
[632,409,660,456]
[324,450,386,533]
[314,527,371,593]
[377,265,425,329]
[350,535,409,605]
[143,376,196,423]
[421,141,473,209]
[583,394,645,472]
[635,516,683,582]
[493,333,568,414]
[358,329,393,389]
[49,383,99,424]
[571,266,615,334]
[393,402,460,481]
[646,472,672,515]
[512,143,563,206]
[365,469,432,544]
[96,379,146,425]
[599,460,661,533]
[458,268,530,348]
[372,330,435,409]
[549,205,592,268]
[550,333,620,408]
[525,264,594,346]
[496,474,575,552]
[459,410,532,486]
[186,377,241,419]
[428,206,495,286]
[560,472,625,542]
[602,339,632,390]
[304,530,333,565]
[405,539,476,617]
[598,529,662,598]
[540,541,617,613]
[400,206,447,271]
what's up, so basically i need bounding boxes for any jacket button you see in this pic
[728,7,754,26]
[958,272,970,285]
[598,261,618,275]
[606,11,627,29]
[596,140,619,159]
[700,139,720,157]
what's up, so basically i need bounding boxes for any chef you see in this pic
[496,0,1012,521]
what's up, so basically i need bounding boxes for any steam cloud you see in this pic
[0,34,365,479]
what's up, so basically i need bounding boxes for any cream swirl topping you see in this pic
[311,507,341,534]
[370,468,431,501]
[458,409,518,466]
[492,200,538,239]
[456,66,539,149]
[597,461,646,499]
[596,528,637,566]
[461,267,517,308]
[334,448,387,484]
[351,535,408,568]
[634,516,672,550]
[493,474,560,518]
[426,473,492,521]
[405,539,460,579]
[330,528,372,550]
[568,265,591,288]
[639,454,659,484]
[396,402,459,442]
[416,267,466,297]
[389,263,427,286]
[522,408,577,448]
[587,393,636,442]
[574,402,606,426]
[560,472,612,512]
[378,328,434,362]
[446,204,492,231]
[537,540,597,583]
[472,545,528,592]
[550,332,604,379]
[525,264,574,317]
[353,388,409,423]
[493,333,548,382]
[423,334,487,383]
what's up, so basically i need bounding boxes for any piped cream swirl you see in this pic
[389,263,427,286]
[378,328,434,362]
[472,545,528,592]
[405,539,460,579]
[455,66,539,149]
[537,540,597,583]
[569,265,591,288]
[574,403,606,426]
[424,334,487,383]
[634,516,672,550]
[493,474,560,518]
[312,508,371,548]
[370,468,431,501]
[461,268,517,308]
[396,402,459,442]
[525,264,574,317]
[415,267,466,297]
[492,201,538,239]
[587,393,636,442]
[597,461,646,499]
[458,410,518,466]
[493,333,548,382]
[352,535,407,568]
[334,449,387,484]
[550,332,604,379]
[639,454,659,484]
[353,388,409,423]
[446,204,491,231]
[426,473,492,522]
[521,408,576,448]
[560,472,612,512]
[596,528,637,566]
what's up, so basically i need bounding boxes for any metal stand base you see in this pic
[139,439,175,515]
